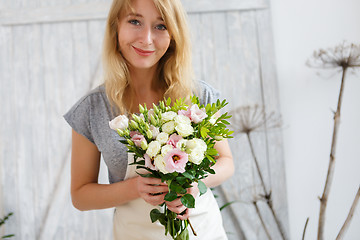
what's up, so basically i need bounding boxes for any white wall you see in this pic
[270,0,360,239]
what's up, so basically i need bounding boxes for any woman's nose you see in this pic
[139,26,153,45]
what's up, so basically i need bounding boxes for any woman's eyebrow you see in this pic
[127,13,164,21]
[127,13,143,18]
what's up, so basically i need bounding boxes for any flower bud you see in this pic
[123,129,130,137]
[214,135,224,141]
[152,104,160,114]
[150,114,158,126]
[141,140,148,150]
[132,114,141,123]
[130,120,139,130]
[127,139,135,146]
[139,104,145,114]
[159,101,166,110]
[146,129,153,139]
[116,129,124,136]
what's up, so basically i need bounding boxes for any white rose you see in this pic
[150,125,160,139]
[154,154,169,174]
[176,139,188,151]
[186,138,207,152]
[156,132,169,145]
[189,148,205,165]
[175,123,194,137]
[174,115,191,125]
[109,115,128,131]
[161,111,177,122]
[161,144,174,156]
[146,141,161,158]
[162,121,175,134]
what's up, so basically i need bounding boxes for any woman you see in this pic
[64,0,234,239]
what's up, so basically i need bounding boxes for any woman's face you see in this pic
[117,0,171,71]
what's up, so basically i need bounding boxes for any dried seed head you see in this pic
[307,41,360,70]
[229,105,282,135]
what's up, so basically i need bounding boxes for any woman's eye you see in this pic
[155,24,167,31]
[128,19,140,26]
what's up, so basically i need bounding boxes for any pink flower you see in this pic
[178,108,192,119]
[131,133,146,147]
[189,104,207,123]
[166,134,183,148]
[178,105,207,123]
[130,131,141,138]
[164,149,188,173]
[144,154,157,171]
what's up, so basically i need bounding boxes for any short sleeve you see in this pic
[63,95,95,144]
[197,80,221,106]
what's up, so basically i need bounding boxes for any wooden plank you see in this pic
[0,0,268,26]
[0,25,19,238]
[254,8,290,238]
[11,24,37,239]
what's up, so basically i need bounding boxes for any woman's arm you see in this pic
[202,138,234,188]
[70,130,168,211]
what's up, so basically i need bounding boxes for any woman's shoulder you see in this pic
[63,85,109,144]
[195,80,220,106]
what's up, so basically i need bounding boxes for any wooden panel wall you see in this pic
[0,0,288,239]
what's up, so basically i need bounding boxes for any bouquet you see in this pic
[109,96,233,240]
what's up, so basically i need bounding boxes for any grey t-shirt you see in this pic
[64,80,220,184]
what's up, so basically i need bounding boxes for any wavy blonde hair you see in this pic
[103,0,195,114]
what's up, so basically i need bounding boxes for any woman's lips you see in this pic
[132,46,155,56]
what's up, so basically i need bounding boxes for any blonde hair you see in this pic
[103,0,195,114]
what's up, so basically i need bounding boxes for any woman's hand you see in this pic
[136,176,169,206]
[166,182,200,220]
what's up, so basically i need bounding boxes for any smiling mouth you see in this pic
[132,46,155,56]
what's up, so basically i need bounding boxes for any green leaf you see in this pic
[150,209,163,223]
[135,172,153,178]
[166,97,171,106]
[205,154,216,164]
[170,182,187,194]
[220,201,237,211]
[182,172,195,180]
[200,126,209,139]
[175,176,187,185]
[165,191,178,202]
[2,234,15,238]
[206,148,218,156]
[175,228,189,240]
[181,194,195,208]
[221,119,230,125]
[197,180,207,196]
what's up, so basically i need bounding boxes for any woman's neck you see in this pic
[126,65,165,112]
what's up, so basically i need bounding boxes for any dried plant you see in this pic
[336,186,360,239]
[229,105,286,240]
[307,42,360,70]
[230,105,282,134]
[307,42,360,240]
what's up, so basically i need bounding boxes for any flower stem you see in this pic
[302,217,310,240]
[253,201,272,240]
[187,219,197,236]
[247,133,287,240]
[317,67,347,240]
[336,186,360,240]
